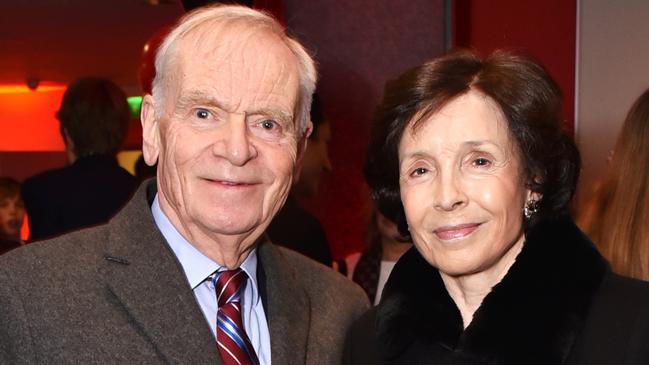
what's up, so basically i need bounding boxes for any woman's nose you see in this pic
[433,171,467,212]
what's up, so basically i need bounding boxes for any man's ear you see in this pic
[61,127,77,164]
[293,120,313,181]
[140,94,160,166]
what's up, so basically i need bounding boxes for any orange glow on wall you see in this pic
[0,83,66,94]
[0,84,66,151]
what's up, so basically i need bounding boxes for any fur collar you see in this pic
[376,216,609,364]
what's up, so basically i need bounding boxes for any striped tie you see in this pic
[211,269,259,365]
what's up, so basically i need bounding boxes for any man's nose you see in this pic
[213,114,257,166]
[433,170,467,212]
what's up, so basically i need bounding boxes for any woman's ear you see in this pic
[525,174,544,202]
[526,190,543,203]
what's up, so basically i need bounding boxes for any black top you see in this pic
[344,217,649,364]
[0,239,22,256]
[266,194,332,266]
[23,154,136,241]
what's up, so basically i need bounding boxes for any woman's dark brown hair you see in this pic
[364,49,580,236]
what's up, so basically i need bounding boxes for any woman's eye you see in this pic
[195,109,210,119]
[473,157,491,167]
[411,167,428,176]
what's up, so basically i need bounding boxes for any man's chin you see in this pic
[198,218,262,238]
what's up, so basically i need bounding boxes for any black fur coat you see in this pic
[344,217,649,365]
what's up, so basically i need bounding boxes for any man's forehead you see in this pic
[177,26,298,80]
[178,24,291,61]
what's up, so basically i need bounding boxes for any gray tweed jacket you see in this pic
[0,180,369,364]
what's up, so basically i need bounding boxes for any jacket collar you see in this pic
[100,179,221,363]
[376,216,609,364]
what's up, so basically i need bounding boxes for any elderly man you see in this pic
[0,5,368,364]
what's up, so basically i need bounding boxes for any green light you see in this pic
[127,96,143,119]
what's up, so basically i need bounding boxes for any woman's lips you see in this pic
[433,223,481,240]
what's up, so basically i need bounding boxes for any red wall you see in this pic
[285,0,447,259]
[453,0,577,134]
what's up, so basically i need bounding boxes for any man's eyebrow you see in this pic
[248,108,294,123]
[176,90,294,122]
[175,90,224,110]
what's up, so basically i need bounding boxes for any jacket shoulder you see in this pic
[0,225,108,281]
[344,307,381,365]
[275,245,368,308]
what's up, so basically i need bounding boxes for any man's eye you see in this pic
[195,109,209,119]
[261,120,276,130]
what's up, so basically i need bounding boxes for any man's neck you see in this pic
[157,195,262,269]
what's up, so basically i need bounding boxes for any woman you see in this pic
[578,88,649,280]
[0,177,25,255]
[344,50,649,364]
[338,207,412,305]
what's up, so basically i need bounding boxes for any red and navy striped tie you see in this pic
[211,269,259,365]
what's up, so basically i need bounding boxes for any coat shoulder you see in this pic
[0,226,109,297]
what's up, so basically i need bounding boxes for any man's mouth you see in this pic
[205,177,256,188]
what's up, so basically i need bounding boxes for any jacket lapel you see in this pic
[257,239,310,365]
[100,180,221,364]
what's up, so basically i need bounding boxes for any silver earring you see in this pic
[523,199,540,219]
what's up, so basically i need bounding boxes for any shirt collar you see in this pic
[151,194,260,303]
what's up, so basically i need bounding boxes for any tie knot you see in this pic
[212,268,247,307]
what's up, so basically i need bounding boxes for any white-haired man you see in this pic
[0,5,368,364]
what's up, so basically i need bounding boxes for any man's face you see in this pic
[142,29,304,248]
[0,195,25,241]
[294,121,332,197]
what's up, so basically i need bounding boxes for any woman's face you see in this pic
[0,194,25,241]
[398,90,530,278]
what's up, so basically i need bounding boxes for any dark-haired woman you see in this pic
[344,50,649,364]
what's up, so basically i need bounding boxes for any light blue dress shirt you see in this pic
[151,195,271,364]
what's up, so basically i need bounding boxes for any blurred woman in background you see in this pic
[338,207,412,305]
[0,177,25,255]
[578,88,649,280]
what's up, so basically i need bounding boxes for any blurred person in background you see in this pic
[22,77,136,241]
[0,177,25,255]
[337,207,412,305]
[578,87,649,281]
[267,93,334,266]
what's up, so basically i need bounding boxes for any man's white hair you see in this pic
[151,4,317,136]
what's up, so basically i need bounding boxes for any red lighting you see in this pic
[0,83,67,151]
